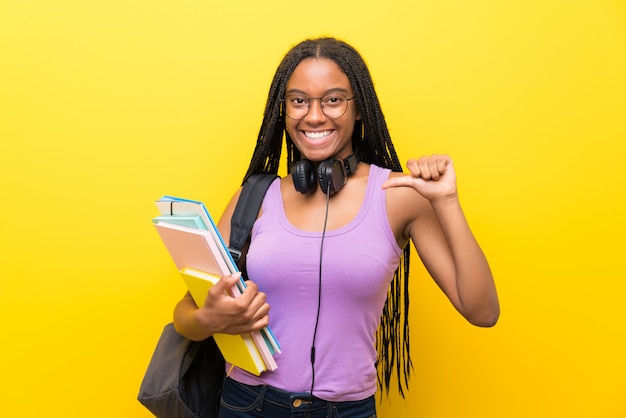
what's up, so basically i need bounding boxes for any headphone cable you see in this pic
[308,183,331,405]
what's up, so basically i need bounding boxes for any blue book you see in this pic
[152,214,208,230]
[154,195,281,357]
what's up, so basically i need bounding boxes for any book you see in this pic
[153,221,231,284]
[179,267,266,375]
[180,267,278,372]
[154,195,281,355]
[153,195,280,373]
[152,214,207,230]
[153,221,275,373]
[155,196,237,276]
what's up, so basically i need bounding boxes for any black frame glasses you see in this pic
[282,93,356,120]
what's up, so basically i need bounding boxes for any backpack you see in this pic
[138,174,277,418]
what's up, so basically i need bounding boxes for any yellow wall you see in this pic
[1,1,624,416]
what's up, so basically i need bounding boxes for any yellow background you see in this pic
[1,1,624,417]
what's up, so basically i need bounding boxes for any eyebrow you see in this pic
[285,87,351,96]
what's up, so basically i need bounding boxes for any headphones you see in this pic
[292,154,359,196]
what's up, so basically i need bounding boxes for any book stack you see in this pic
[152,195,280,376]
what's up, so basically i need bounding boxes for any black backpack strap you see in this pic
[228,174,278,270]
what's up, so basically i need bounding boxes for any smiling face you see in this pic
[284,58,360,162]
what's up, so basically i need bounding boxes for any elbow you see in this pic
[468,305,500,328]
[459,296,500,327]
[459,286,500,327]
[471,314,499,328]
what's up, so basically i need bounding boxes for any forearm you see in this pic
[173,292,213,341]
[430,196,500,326]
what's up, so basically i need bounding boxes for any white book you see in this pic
[155,196,281,355]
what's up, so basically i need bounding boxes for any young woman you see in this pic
[173,37,499,418]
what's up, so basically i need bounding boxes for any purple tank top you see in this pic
[229,165,403,402]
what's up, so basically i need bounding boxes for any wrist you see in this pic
[429,193,460,209]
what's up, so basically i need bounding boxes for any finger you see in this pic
[230,286,269,331]
[248,300,270,328]
[382,175,421,189]
[435,155,452,177]
[249,314,270,332]
[427,157,442,180]
[229,312,270,334]
[405,159,421,177]
[416,155,452,180]
[243,285,268,318]
[233,278,258,307]
[208,272,242,299]
[414,157,437,180]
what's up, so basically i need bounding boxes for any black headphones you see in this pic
[292,154,359,196]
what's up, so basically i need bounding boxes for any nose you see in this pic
[304,98,326,122]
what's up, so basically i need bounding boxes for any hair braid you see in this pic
[242,37,413,397]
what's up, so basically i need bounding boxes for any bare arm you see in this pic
[383,155,500,327]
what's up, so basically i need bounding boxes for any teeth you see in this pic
[304,131,331,139]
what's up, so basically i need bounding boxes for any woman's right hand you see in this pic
[173,272,270,341]
[198,272,270,335]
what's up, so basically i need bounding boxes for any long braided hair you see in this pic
[243,37,413,397]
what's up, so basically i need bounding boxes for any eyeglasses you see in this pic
[282,93,355,120]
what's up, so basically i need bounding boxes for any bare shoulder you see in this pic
[384,171,433,247]
[216,186,244,246]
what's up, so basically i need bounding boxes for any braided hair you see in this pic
[243,37,413,397]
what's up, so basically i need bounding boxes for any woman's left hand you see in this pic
[382,154,457,202]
